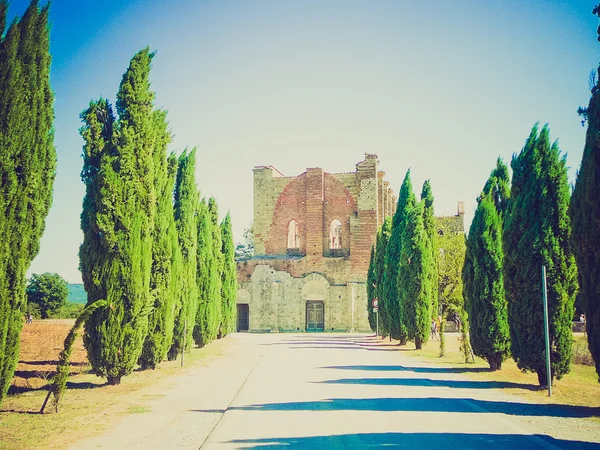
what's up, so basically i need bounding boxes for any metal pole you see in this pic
[542,266,552,396]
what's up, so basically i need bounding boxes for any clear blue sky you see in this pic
[8,0,598,282]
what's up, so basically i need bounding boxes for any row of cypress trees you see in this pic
[0,1,56,407]
[79,48,237,385]
[368,171,438,350]
[463,124,578,385]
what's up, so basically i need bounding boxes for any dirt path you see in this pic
[70,334,272,450]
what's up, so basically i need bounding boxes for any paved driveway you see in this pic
[72,333,600,449]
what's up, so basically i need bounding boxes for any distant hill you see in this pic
[67,284,87,304]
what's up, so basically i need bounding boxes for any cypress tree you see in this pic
[570,5,600,381]
[220,213,237,337]
[208,197,224,340]
[374,217,392,337]
[169,149,199,357]
[383,170,415,343]
[80,48,157,385]
[398,202,431,349]
[367,245,377,332]
[138,140,178,370]
[0,1,56,405]
[463,159,511,370]
[421,180,438,320]
[504,124,578,385]
[193,199,212,347]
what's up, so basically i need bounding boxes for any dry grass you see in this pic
[0,320,234,450]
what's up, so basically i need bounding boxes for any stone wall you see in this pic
[237,265,370,332]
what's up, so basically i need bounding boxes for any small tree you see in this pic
[374,217,392,337]
[367,245,377,332]
[398,202,431,350]
[421,181,438,321]
[463,193,510,370]
[219,212,237,337]
[383,170,415,344]
[26,273,68,319]
[41,300,107,413]
[235,224,254,260]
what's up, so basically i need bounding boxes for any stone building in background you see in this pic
[236,154,464,333]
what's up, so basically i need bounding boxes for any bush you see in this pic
[573,337,594,366]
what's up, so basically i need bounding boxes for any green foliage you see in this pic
[374,217,392,337]
[169,149,199,357]
[397,202,432,349]
[26,273,68,319]
[367,245,377,332]
[436,226,466,317]
[421,180,438,319]
[208,198,224,339]
[220,213,237,337]
[503,124,578,385]
[235,224,254,260]
[80,48,158,385]
[139,121,177,370]
[571,33,600,380]
[0,1,56,406]
[44,300,107,413]
[383,170,415,343]
[193,199,212,347]
[463,175,510,370]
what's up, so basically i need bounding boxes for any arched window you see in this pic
[330,219,342,249]
[287,219,300,249]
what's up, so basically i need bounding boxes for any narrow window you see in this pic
[288,219,300,249]
[330,219,342,249]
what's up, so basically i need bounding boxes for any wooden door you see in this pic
[237,304,249,331]
[306,301,324,332]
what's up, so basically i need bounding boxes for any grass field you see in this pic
[391,331,600,412]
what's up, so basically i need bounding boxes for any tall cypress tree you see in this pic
[0,1,56,405]
[220,213,237,337]
[374,217,392,337]
[571,5,600,381]
[504,124,578,385]
[194,199,212,347]
[80,48,157,385]
[398,202,431,349]
[383,170,415,343]
[463,158,510,370]
[421,180,438,320]
[139,140,178,370]
[208,197,224,340]
[367,245,377,332]
[169,149,199,357]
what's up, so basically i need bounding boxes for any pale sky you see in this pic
[8,0,598,282]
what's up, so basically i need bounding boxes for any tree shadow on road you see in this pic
[322,365,490,373]
[319,377,537,390]
[224,432,599,449]
[221,397,600,418]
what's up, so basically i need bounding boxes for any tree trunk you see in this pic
[415,339,422,350]
[488,353,503,371]
[107,375,122,385]
[537,368,554,387]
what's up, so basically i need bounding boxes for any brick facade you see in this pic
[236,154,462,333]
